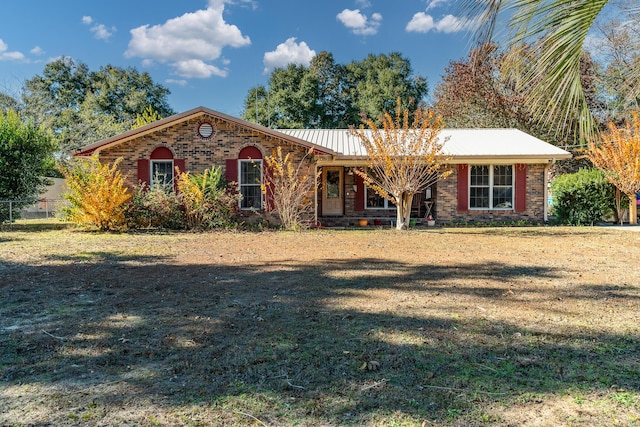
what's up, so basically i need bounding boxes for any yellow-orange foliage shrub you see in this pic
[60,156,131,230]
[262,146,318,230]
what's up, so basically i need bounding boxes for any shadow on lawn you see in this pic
[1,252,638,425]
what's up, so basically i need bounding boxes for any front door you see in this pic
[322,167,343,216]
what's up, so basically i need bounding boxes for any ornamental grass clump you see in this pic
[176,165,241,230]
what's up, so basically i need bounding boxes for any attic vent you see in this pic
[197,121,216,139]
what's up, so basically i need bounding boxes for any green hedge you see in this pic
[551,168,617,225]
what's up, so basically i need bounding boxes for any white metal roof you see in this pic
[278,128,571,161]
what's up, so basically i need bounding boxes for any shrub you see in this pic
[551,168,618,225]
[0,110,57,222]
[126,182,184,229]
[262,146,318,231]
[176,165,241,230]
[59,156,130,231]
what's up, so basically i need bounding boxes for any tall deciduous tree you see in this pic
[346,52,427,123]
[433,45,601,148]
[0,110,57,221]
[242,51,427,129]
[132,105,163,129]
[593,16,640,124]
[0,92,20,113]
[22,57,174,154]
[587,112,640,224]
[350,103,452,230]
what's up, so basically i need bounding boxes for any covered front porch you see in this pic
[314,165,436,228]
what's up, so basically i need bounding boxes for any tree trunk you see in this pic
[395,192,413,230]
[615,188,623,225]
[628,193,637,225]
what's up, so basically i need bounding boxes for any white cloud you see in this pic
[91,23,116,40]
[166,78,188,86]
[425,0,448,11]
[0,39,25,61]
[337,9,382,36]
[125,1,250,79]
[263,37,316,73]
[406,12,473,33]
[30,46,45,55]
[173,59,228,78]
[82,15,115,40]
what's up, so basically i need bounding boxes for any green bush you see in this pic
[125,166,241,231]
[126,182,185,230]
[176,165,241,230]
[551,168,618,225]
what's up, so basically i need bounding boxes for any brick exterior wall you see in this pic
[94,112,550,225]
[436,163,547,224]
[98,113,311,188]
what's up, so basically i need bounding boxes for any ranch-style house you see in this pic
[76,106,571,226]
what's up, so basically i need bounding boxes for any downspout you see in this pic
[543,160,555,222]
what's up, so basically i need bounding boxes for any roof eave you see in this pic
[74,106,338,157]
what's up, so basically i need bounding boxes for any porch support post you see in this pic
[543,161,554,223]
[314,164,318,223]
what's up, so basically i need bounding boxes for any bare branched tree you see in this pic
[262,146,318,231]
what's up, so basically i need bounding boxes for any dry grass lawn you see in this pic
[1,224,639,426]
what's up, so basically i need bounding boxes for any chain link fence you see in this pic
[0,199,66,227]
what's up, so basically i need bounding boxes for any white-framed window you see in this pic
[365,185,395,209]
[239,159,262,209]
[469,165,513,209]
[150,160,174,188]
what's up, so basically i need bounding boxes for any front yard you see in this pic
[1,226,639,426]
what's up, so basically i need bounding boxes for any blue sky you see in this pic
[0,0,478,117]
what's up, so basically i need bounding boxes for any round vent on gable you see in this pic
[197,121,216,139]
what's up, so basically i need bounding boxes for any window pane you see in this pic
[326,170,340,199]
[241,161,261,184]
[366,187,385,208]
[493,187,513,208]
[493,165,512,186]
[151,161,173,186]
[470,165,489,186]
[470,187,489,208]
[241,185,262,209]
[240,160,262,209]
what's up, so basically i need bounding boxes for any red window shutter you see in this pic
[174,159,185,175]
[173,159,185,192]
[515,164,527,212]
[457,164,468,212]
[225,159,238,184]
[137,159,150,186]
[354,174,365,212]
